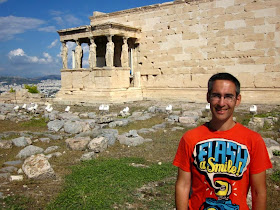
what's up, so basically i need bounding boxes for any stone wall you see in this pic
[0,89,48,104]
[89,0,280,104]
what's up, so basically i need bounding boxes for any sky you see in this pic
[0,0,170,78]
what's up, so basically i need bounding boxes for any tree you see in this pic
[24,84,39,93]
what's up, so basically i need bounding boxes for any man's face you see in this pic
[207,80,241,123]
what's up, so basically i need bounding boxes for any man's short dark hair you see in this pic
[208,73,240,96]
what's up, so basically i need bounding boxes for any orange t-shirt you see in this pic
[173,123,272,210]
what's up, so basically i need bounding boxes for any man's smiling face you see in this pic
[207,80,241,125]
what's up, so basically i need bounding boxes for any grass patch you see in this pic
[0,195,34,210]
[47,157,177,209]
[20,118,47,128]
[270,170,280,183]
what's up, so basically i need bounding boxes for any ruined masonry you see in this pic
[55,0,280,105]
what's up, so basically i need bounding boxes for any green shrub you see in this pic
[273,150,280,156]
[9,87,16,93]
[24,84,39,93]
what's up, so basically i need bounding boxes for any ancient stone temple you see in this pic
[56,0,280,105]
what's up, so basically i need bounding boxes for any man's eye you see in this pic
[225,95,234,99]
[211,94,220,98]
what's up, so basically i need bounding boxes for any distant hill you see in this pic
[0,75,61,85]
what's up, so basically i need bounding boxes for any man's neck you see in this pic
[208,119,236,131]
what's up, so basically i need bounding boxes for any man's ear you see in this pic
[236,94,241,106]
[207,92,210,103]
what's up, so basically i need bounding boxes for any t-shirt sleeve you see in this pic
[249,134,272,174]
[173,135,192,172]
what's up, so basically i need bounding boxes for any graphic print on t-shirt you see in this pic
[193,138,250,210]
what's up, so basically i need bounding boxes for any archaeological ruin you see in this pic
[55,0,280,105]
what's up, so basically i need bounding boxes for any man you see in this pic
[173,73,272,210]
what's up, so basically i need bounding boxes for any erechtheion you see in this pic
[55,0,280,105]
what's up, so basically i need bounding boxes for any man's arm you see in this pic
[175,168,191,210]
[250,171,267,210]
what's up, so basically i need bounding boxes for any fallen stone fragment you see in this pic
[9,175,24,182]
[0,166,18,173]
[0,140,13,149]
[64,121,85,134]
[65,136,91,151]
[44,146,59,154]
[88,137,108,153]
[0,173,10,180]
[3,160,23,166]
[12,137,32,147]
[39,138,51,143]
[46,152,62,159]
[80,152,96,161]
[101,129,118,145]
[118,133,145,146]
[22,154,55,180]
[16,145,44,159]
[47,120,64,132]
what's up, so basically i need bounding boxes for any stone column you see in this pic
[75,39,83,68]
[89,37,96,68]
[121,37,129,67]
[61,41,68,69]
[105,35,114,67]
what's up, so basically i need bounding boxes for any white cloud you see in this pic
[8,48,54,64]
[66,41,76,51]
[38,26,57,32]
[8,48,25,58]
[0,0,8,4]
[51,11,82,27]
[0,16,45,41]
[48,39,59,48]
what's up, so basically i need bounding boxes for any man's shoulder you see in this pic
[235,122,261,136]
[182,124,208,138]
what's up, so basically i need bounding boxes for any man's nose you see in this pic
[218,96,225,106]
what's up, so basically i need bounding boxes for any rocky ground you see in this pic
[0,101,279,209]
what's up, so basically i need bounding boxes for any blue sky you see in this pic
[0,0,170,78]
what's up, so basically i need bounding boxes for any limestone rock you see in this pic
[118,131,145,146]
[47,120,64,132]
[64,121,85,134]
[179,116,198,125]
[101,129,118,145]
[0,140,13,149]
[45,152,62,159]
[12,136,32,147]
[248,117,264,130]
[168,115,179,122]
[65,136,91,151]
[9,175,24,181]
[44,146,59,154]
[16,145,44,159]
[80,152,96,161]
[264,138,280,159]
[0,166,18,173]
[88,137,108,153]
[22,154,55,179]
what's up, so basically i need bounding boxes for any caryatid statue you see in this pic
[75,40,83,68]
[61,41,68,69]
[89,37,96,68]
[105,35,114,67]
[121,37,129,67]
